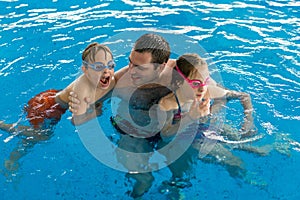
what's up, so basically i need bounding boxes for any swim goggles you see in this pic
[82,60,115,71]
[175,65,209,88]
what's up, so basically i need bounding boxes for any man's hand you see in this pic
[166,59,176,68]
[68,91,91,113]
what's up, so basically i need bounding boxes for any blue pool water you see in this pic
[0,0,299,199]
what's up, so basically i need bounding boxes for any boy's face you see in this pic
[83,50,114,89]
[128,50,163,86]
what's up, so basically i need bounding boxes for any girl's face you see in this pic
[176,65,209,101]
[83,50,115,89]
[187,70,209,101]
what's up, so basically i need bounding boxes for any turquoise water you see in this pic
[0,0,299,199]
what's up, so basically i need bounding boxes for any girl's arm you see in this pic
[160,98,210,141]
[212,89,254,134]
[226,90,254,133]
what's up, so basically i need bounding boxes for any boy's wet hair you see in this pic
[82,42,113,63]
[133,33,170,66]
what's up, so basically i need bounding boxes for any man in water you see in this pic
[70,33,200,198]
[110,33,173,198]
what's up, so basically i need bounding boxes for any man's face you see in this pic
[128,50,162,86]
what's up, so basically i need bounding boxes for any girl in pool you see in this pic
[159,53,270,181]
[160,53,255,140]
[0,42,116,174]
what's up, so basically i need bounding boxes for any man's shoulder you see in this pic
[114,73,133,89]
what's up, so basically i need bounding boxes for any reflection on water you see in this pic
[0,0,299,199]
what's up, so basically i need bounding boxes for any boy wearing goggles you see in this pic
[0,42,116,173]
[67,43,116,122]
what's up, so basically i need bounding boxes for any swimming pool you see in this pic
[0,0,299,199]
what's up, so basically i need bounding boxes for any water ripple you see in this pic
[0,56,25,76]
[271,74,300,87]
[266,0,300,7]
[0,0,299,199]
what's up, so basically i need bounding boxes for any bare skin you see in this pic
[0,43,117,176]
[157,54,270,181]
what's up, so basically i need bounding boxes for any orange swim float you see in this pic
[25,89,67,128]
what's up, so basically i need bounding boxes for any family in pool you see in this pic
[0,33,289,199]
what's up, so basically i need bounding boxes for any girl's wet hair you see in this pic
[171,53,209,88]
[82,42,113,63]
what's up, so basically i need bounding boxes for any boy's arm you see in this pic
[55,81,75,107]
[70,78,97,125]
[54,75,102,125]
[71,106,97,126]
[70,99,103,126]
[71,79,90,116]
[55,74,85,108]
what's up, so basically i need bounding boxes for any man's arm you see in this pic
[159,59,176,86]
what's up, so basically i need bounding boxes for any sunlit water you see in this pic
[0,0,299,199]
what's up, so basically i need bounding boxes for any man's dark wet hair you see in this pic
[133,33,170,66]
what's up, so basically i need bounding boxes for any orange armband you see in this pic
[25,89,67,128]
